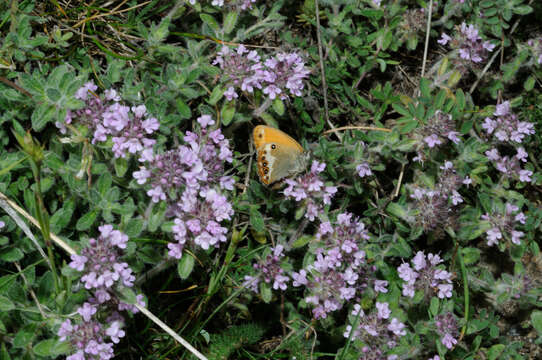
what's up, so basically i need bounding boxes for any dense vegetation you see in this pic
[0,0,542,359]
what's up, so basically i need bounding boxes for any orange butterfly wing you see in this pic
[253,126,305,185]
[253,125,304,152]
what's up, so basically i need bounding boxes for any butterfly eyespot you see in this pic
[263,162,267,167]
[261,156,266,162]
[264,168,269,174]
[271,144,276,149]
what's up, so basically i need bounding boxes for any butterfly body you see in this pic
[253,125,308,185]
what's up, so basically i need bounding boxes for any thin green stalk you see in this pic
[33,165,60,294]
[456,244,470,343]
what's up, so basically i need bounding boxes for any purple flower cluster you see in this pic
[60,81,159,158]
[69,225,145,312]
[64,225,145,359]
[133,115,234,204]
[434,312,459,349]
[527,37,542,65]
[409,162,470,232]
[422,111,461,149]
[58,303,129,360]
[58,308,122,360]
[343,302,407,360]
[481,203,526,247]
[291,213,383,319]
[70,225,134,293]
[283,161,337,222]
[356,162,373,178]
[168,188,233,258]
[244,245,290,292]
[397,251,453,299]
[438,23,495,66]
[413,111,461,163]
[482,101,535,144]
[134,115,234,257]
[213,45,310,101]
[485,147,533,183]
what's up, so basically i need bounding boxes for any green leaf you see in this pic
[419,78,431,98]
[524,76,535,91]
[97,172,113,197]
[46,88,61,102]
[272,98,285,116]
[480,0,494,8]
[13,328,35,348]
[124,218,144,238]
[176,99,192,119]
[114,157,128,177]
[513,5,532,15]
[200,14,219,33]
[386,202,408,220]
[31,104,56,131]
[117,286,137,304]
[207,85,224,105]
[0,296,15,311]
[250,207,265,233]
[488,344,505,360]
[221,101,235,126]
[0,248,24,262]
[223,11,238,34]
[429,297,439,316]
[76,210,98,231]
[461,247,480,265]
[33,339,65,356]
[178,253,195,280]
[457,223,491,241]
[259,281,272,303]
[388,236,412,257]
[259,112,278,128]
[291,235,313,248]
[531,311,542,334]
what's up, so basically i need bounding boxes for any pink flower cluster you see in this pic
[438,23,495,66]
[434,312,459,349]
[413,111,462,163]
[64,225,145,359]
[60,81,159,158]
[213,45,310,101]
[409,161,470,232]
[397,251,453,299]
[343,302,407,360]
[58,309,121,360]
[283,161,337,222]
[291,213,384,319]
[244,245,290,292]
[485,147,533,183]
[168,188,233,258]
[481,203,526,247]
[70,225,134,295]
[133,115,234,258]
[356,162,373,178]
[482,101,535,144]
[421,110,461,149]
[133,115,234,203]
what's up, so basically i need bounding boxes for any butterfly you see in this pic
[253,125,309,185]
